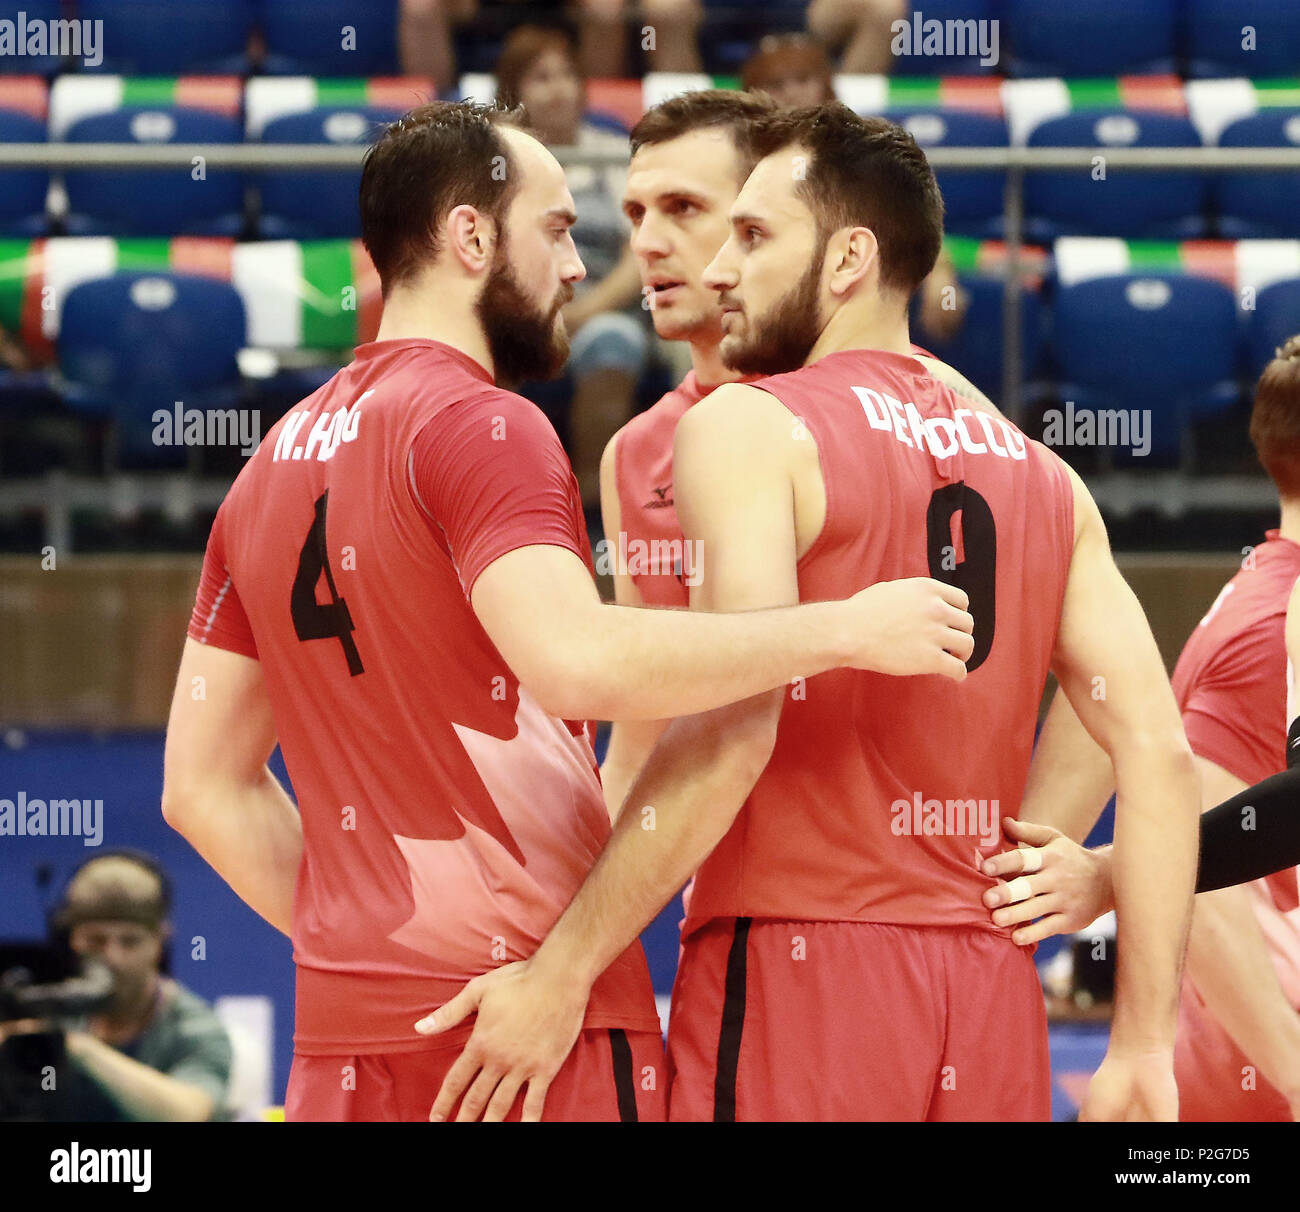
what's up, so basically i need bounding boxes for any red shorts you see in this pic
[286,1028,667,1122]
[666,918,1050,1121]
[1175,977,1293,1121]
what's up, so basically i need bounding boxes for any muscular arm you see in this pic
[161,641,303,935]
[1020,687,1117,843]
[471,386,970,723]
[1198,766,1300,889]
[597,431,670,821]
[1050,465,1198,1056]
[523,386,800,990]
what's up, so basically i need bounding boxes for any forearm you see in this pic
[1183,887,1300,1101]
[1110,742,1199,1047]
[65,1032,214,1122]
[533,699,776,988]
[600,718,669,822]
[557,600,849,721]
[1197,765,1300,890]
[164,768,302,935]
[1021,687,1115,842]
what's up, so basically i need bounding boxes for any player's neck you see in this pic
[688,336,742,393]
[1278,495,1300,543]
[804,296,913,365]
[375,284,496,381]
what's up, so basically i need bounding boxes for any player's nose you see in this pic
[562,247,587,286]
[630,214,670,260]
[702,243,738,293]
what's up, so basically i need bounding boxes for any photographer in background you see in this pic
[1,852,232,1121]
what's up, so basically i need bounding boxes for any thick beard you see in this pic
[721,251,826,378]
[476,241,572,385]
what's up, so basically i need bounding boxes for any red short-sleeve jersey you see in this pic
[189,338,659,1054]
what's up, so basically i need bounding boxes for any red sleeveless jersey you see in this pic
[613,370,706,607]
[684,348,1076,936]
[1170,532,1300,1003]
[188,337,659,1054]
[614,349,939,607]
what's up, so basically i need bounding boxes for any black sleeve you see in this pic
[1196,763,1300,892]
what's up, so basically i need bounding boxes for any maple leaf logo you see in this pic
[386,688,608,968]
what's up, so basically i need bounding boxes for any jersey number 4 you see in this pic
[291,490,364,676]
[926,482,996,672]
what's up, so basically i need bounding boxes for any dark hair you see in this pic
[1250,335,1300,497]
[744,102,944,297]
[629,88,778,176]
[495,24,581,111]
[360,101,524,298]
[50,849,174,974]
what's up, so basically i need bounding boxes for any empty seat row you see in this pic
[3,72,1300,240]
[2,0,1298,80]
[0,75,433,238]
[0,0,400,78]
[917,236,1300,462]
[0,233,1291,471]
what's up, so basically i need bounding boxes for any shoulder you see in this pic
[416,385,563,454]
[675,382,797,461]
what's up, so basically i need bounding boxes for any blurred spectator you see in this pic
[807,0,907,75]
[741,32,835,107]
[0,852,233,1122]
[498,25,650,506]
[0,321,30,372]
[741,34,969,341]
[471,1,702,79]
[400,0,477,93]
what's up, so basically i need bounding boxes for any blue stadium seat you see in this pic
[1051,274,1240,463]
[258,0,400,77]
[891,110,1007,239]
[878,0,1000,76]
[1025,112,1207,242]
[1005,0,1176,77]
[258,107,402,239]
[912,276,1044,404]
[1214,110,1300,239]
[1247,280,1300,379]
[0,1,64,75]
[58,273,247,469]
[76,0,254,75]
[1187,0,1300,79]
[0,111,49,236]
[700,0,817,76]
[63,109,245,238]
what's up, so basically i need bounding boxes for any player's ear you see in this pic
[828,226,878,298]
[445,205,494,275]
